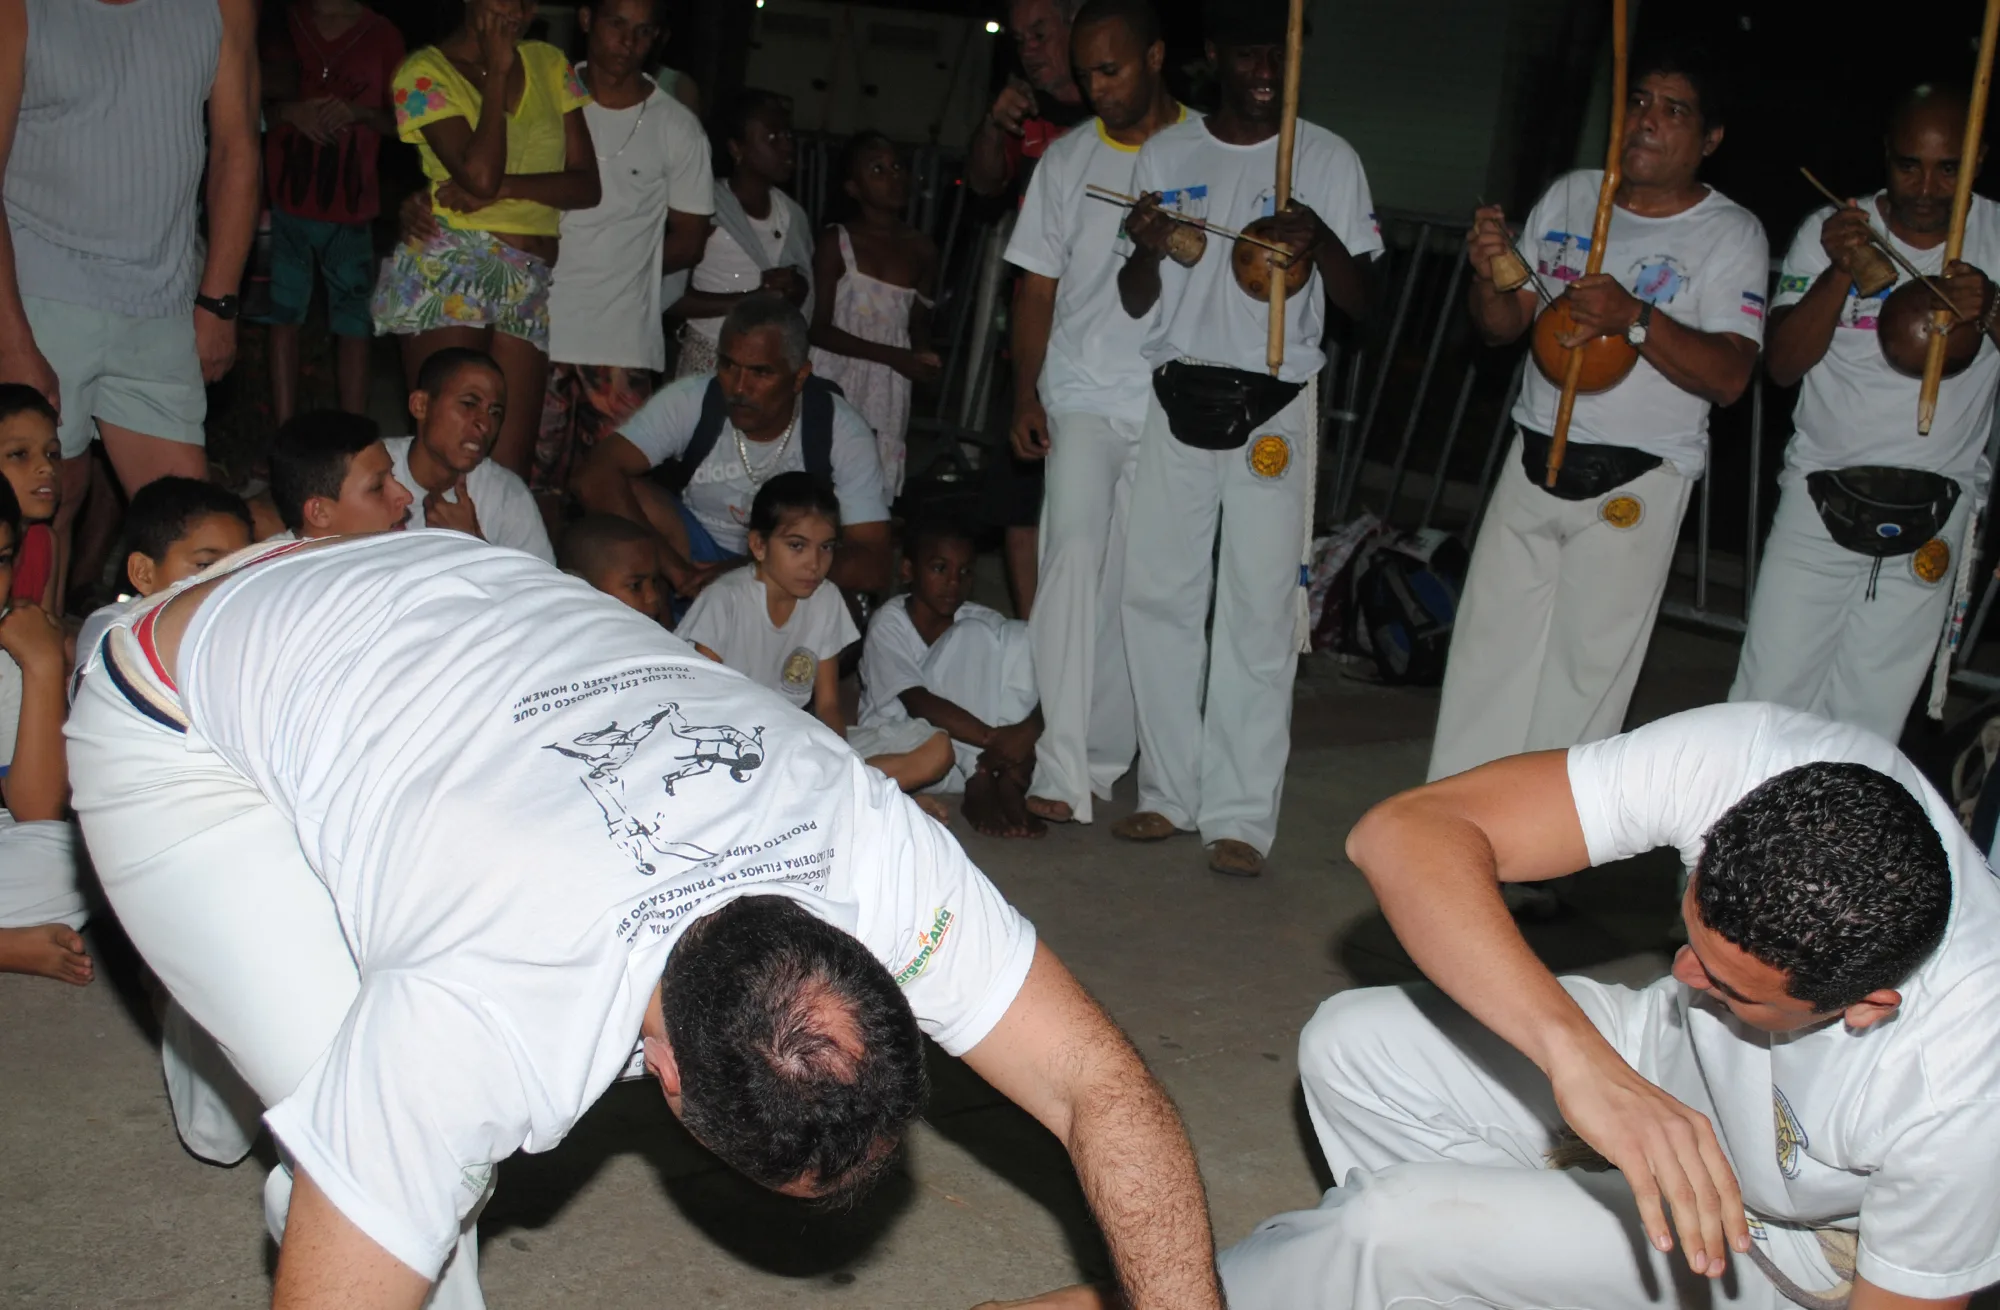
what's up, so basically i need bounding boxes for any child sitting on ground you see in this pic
[858,516,1044,838]
[74,479,256,671]
[0,384,62,610]
[268,411,415,539]
[678,472,952,812]
[805,131,940,498]
[561,513,668,622]
[0,478,89,985]
[386,347,556,562]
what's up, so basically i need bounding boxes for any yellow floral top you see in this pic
[392,41,590,238]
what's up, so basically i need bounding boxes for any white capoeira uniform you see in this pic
[1121,116,1382,855]
[1223,702,2000,1310]
[856,596,1037,791]
[383,436,557,565]
[1004,108,1191,822]
[0,651,83,933]
[1429,172,1769,781]
[1731,195,2000,741]
[65,533,1037,1308]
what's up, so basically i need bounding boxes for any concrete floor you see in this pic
[0,622,1966,1307]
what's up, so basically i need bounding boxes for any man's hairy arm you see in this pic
[963,942,1221,1310]
[1850,1283,1969,1310]
[0,0,56,407]
[271,1170,430,1310]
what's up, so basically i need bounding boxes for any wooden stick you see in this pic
[1084,185,1295,256]
[1547,0,1628,487]
[1921,0,2000,434]
[1798,168,1965,318]
[1268,0,1306,377]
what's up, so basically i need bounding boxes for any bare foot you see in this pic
[913,794,951,824]
[965,767,1044,838]
[0,924,94,985]
[1024,795,1073,823]
[993,771,1047,839]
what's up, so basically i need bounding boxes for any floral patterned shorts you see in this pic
[370,226,552,352]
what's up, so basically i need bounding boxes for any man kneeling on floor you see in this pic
[1003,701,2000,1310]
[66,529,1219,1310]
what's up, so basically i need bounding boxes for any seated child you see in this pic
[679,473,952,812]
[386,347,556,564]
[268,410,416,540]
[561,513,668,622]
[0,384,61,610]
[858,517,1044,838]
[0,478,89,985]
[74,478,255,671]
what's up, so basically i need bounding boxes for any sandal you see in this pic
[1111,811,1190,842]
[1206,839,1265,878]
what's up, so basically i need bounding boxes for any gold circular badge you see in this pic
[1247,434,1291,480]
[782,648,817,689]
[1598,493,1644,530]
[1912,537,1952,585]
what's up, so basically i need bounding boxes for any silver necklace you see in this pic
[594,93,651,162]
[736,413,797,485]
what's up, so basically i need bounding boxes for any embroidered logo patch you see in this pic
[894,907,956,986]
[1247,434,1291,480]
[1913,538,1952,585]
[1773,1087,1807,1180]
[1599,493,1644,530]
[782,648,818,690]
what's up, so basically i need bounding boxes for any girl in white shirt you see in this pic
[678,473,951,813]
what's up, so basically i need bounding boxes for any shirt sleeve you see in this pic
[665,112,715,216]
[617,375,706,467]
[262,975,535,1279]
[1689,210,1771,343]
[490,472,556,564]
[392,48,465,144]
[0,654,22,774]
[1565,703,1774,869]
[828,400,889,527]
[1857,1091,2000,1296]
[858,608,925,716]
[1774,206,1836,309]
[807,584,862,660]
[674,583,731,662]
[1003,140,1069,279]
[545,47,592,115]
[1306,132,1384,261]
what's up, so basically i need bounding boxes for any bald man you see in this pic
[1731,84,2000,741]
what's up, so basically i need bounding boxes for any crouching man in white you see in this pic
[1220,702,2000,1310]
[65,531,1219,1310]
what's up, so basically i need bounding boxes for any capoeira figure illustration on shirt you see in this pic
[551,708,727,872]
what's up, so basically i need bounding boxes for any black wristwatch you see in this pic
[195,292,241,321]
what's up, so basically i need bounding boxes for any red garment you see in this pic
[10,523,53,607]
[262,5,404,223]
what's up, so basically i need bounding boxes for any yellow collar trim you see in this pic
[1095,103,1188,153]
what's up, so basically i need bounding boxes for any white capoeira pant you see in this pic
[1730,483,1970,742]
[1221,983,1804,1310]
[1428,434,1693,781]
[1122,388,1313,856]
[1027,410,1141,821]
[66,617,490,1310]
[928,613,1039,786]
[0,814,84,930]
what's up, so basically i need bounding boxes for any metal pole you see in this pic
[1422,362,1478,531]
[1744,373,1764,612]
[1331,348,1367,522]
[1695,467,1713,612]
[1382,253,1466,522]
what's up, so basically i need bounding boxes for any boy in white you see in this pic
[1732,84,2000,741]
[65,531,1221,1310]
[387,348,556,564]
[1218,702,2000,1310]
[1115,0,1381,876]
[1433,47,1768,782]
[1004,0,1187,826]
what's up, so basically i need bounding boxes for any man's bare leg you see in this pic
[0,924,93,985]
[488,330,551,479]
[269,322,302,425]
[1005,523,1039,619]
[334,333,371,416]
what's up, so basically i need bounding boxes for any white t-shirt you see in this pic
[1775,193,2000,492]
[0,651,18,784]
[617,374,889,556]
[383,437,556,565]
[1005,111,1191,422]
[1568,702,2000,1300]
[685,190,795,344]
[1130,116,1383,384]
[1514,171,1770,477]
[677,567,860,708]
[857,596,1010,726]
[171,533,1036,1280]
[548,76,715,372]
[71,598,135,703]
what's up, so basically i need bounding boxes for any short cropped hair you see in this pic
[0,382,57,431]
[558,512,655,576]
[904,515,979,562]
[720,294,812,372]
[124,477,253,564]
[1073,0,1161,48]
[661,896,927,1202]
[1693,762,1950,1011]
[715,86,790,154]
[1631,39,1727,133]
[748,471,841,539]
[415,346,502,397]
[269,411,382,533]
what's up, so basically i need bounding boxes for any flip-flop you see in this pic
[1111,811,1190,842]
[1206,839,1265,878]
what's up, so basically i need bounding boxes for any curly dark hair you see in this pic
[1693,762,1950,1012]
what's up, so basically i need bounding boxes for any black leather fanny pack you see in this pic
[1152,361,1305,451]
[1804,465,1960,557]
[1519,428,1664,501]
